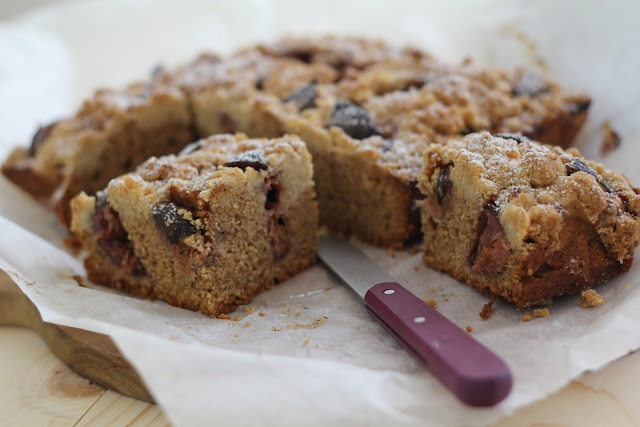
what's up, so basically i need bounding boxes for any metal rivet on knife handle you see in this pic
[364,282,512,407]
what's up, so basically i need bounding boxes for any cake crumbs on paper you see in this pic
[259,312,265,317]
[244,321,250,327]
[479,297,495,320]
[272,316,328,331]
[387,249,396,258]
[413,265,419,271]
[72,275,88,288]
[355,325,360,330]
[315,344,319,348]
[241,306,256,314]
[601,121,621,155]
[231,316,241,322]
[624,284,629,289]
[407,247,421,255]
[580,289,606,308]
[424,299,437,308]
[303,339,310,346]
[234,332,240,337]
[521,308,550,322]
[466,326,473,333]
[295,311,301,316]
[217,314,231,320]
[429,287,435,293]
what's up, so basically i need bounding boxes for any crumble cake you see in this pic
[70,134,317,316]
[4,36,590,248]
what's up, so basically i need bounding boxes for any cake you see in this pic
[70,134,317,316]
[417,132,640,306]
[3,36,591,248]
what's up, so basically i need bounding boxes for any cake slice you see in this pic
[418,132,640,306]
[70,134,317,316]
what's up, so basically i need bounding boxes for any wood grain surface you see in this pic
[0,273,153,403]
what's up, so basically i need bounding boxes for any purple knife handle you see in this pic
[364,282,512,407]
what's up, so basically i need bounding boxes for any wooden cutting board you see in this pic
[0,273,153,402]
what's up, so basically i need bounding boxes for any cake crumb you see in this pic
[303,339,309,346]
[479,297,495,320]
[601,121,621,155]
[424,299,437,308]
[521,308,549,321]
[407,247,421,255]
[387,249,396,258]
[580,289,606,308]
[242,306,256,314]
[520,312,534,322]
[413,266,419,271]
[244,321,250,327]
[217,314,231,320]
[355,325,360,330]
[295,311,301,316]
[429,288,435,293]
[72,275,88,288]
[234,332,240,337]
[259,312,265,317]
[624,284,629,289]
[466,326,473,333]
[315,344,319,348]
[533,308,550,318]
[231,316,241,322]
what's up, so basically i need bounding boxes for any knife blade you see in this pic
[317,234,512,407]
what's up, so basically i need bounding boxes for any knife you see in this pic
[317,234,512,407]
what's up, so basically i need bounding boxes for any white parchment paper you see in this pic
[1,1,639,425]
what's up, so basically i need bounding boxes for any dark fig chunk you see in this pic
[93,196,146,276]
[436,166,453,205]
[330,101,382,140]
[268,214,290,260]
[153,202,197,244]
[513,73,549,97]
[179,140,206,156]
[565,158,612,193]
[224,149,268,171]
[468,203,510,276]
[29,121,58,156]
[495,133,529,145]
[283,81,317,111]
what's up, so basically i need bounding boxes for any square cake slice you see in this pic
[70,134,318,316]
[418,132,640,306]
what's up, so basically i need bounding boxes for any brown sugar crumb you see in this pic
[303,339,310,346]
[217,314,231,320]
[242,306,256,314]
[479,297,495,321]
[231,316,241,322]
[413,265,419,272]
[244,321,250,327]
[424,299,437,308]
[601,121,621,155]
[580,289,606,308]
[295,311,301,316]
[407,247,421,255]
[533,308,550,318]
[466,326,473,333]
[259,312,266,317]
[387,249,396,258]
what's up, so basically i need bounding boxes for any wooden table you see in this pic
[2,325,640,426]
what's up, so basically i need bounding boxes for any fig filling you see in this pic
[468,204,510,276]
[264,176,290,260]
[93,193,146,276]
